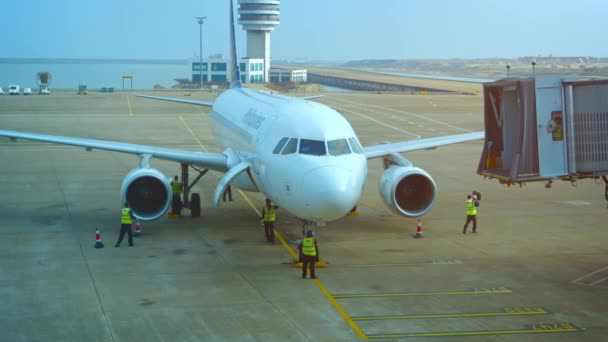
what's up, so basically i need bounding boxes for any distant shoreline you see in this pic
[0,58,189,64]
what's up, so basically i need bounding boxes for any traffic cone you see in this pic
[94,228,104,248]
[134,220,142,236]
[414,219,424,238]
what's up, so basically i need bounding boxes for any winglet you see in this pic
[229,0,243,89]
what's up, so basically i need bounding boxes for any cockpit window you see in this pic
[281,138,298,155]
[299,139,326,156]
[348,137,363,154]
[327,139,351,156]
[273,137,289,154]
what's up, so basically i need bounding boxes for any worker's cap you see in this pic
[265,198,271,203]
[306,230,313,237]
[467,194,472,199]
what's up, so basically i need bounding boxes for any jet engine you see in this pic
[121,168,172,221]
[379,165,437,217]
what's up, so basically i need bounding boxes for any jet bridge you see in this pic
[478,76,608,191]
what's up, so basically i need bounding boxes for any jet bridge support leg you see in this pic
[179,163,209,217]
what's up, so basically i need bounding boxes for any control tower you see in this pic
[237,0,280,82]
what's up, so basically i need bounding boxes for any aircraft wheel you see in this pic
[190,193,201,217]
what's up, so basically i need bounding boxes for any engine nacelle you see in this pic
[379,165,437,217]
[121,168,172,221]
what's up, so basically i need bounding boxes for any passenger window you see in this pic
[273,137,289,154]
[299,139,326,156]
[281,138,298,155]
[348,138,363,154]
[328,139,351,156]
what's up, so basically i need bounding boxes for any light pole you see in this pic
[506,64,511,77]
[195,16,207,88]
[531,58,537,77]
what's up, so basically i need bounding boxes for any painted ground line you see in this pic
[126,94,133,116]
[328,259,464,268]
[333,287,512,299]
[314,279,368,340]
[366,322,581,339]
[352,307,549,321]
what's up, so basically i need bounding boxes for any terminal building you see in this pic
[192,56,264,84]
[269,67,307,83]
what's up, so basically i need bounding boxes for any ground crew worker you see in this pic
[260,198,278,243]
[298,230,319,279]
[115,202,135,247]
[223,185,233,202]
[462,194,478,234]
[171,175,183,215]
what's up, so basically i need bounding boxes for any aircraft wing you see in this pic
[135,94,215,107]
[363,131,484,159]
[0,129,228,172]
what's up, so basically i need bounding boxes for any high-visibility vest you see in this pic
[553,125,563,141]
[262,207,276,222]
[121,208,133,224]
[172,180,182,194]
[466,200,477,216]
[302,237,316,256]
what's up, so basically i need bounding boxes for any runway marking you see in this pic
[328,259,464,268]
[326,96,474,133]
[572,266,608,288]
[179,115,208,152]
[352,307,549,321]
[366,322,580,339]
[314,278,368,340]
[126,94,133,116]
[333,287,512,299]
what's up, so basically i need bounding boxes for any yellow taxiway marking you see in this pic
[314,278,367,340]
[352,307,548,321]
[180,115,363,340]
[367,322,579,339]
[333,287,512,299]
[328,259,464,268]
[126,94,133,116]
[180,115,208,152]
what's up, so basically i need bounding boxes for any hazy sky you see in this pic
[1,0,606,60]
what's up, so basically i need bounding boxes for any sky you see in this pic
[1,0,607,61]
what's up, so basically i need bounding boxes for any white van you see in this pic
[8,85,20,95]
[0,88,5,95]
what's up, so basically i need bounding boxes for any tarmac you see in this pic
[0,83,606,341]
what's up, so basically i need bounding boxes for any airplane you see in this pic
[0,0,483,226]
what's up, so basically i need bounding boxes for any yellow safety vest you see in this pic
[553,125,563,141]
[466,200,477,216]
[302,237,316,256]
[172,181,182,194]
[263,207,276,222]
[121,208,133,224]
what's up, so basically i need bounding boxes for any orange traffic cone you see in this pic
[94,228,105,248]
[134,220,142,236]
[414,219,424,238]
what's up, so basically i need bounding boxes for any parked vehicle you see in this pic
[0,88,5,95]
[8,85,20,95]
[39,85,50,95]
[23,87,32,95]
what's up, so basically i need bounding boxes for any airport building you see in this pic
[192,57,265,84]
[238,0,280,83]
[269,67,307,83]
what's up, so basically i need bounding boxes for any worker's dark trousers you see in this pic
[172,194,181,214]
[264,221,275,242]
[302,255,316,278]
[463,215,477,233]
[116,224,133,246]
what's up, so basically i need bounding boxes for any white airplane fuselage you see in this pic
[211,88,367,222]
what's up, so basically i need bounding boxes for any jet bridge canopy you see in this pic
[478,76,608,185]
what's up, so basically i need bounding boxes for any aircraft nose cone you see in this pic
[301,166,361,221]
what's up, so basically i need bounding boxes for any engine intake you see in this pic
[379,165,437,217]
[121,168,172,221]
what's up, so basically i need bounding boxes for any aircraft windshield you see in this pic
[327,139,351,156]
[348,137,363,154]
[281,138,298,155]
[299,139,326,156]
[273,137,289,154]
